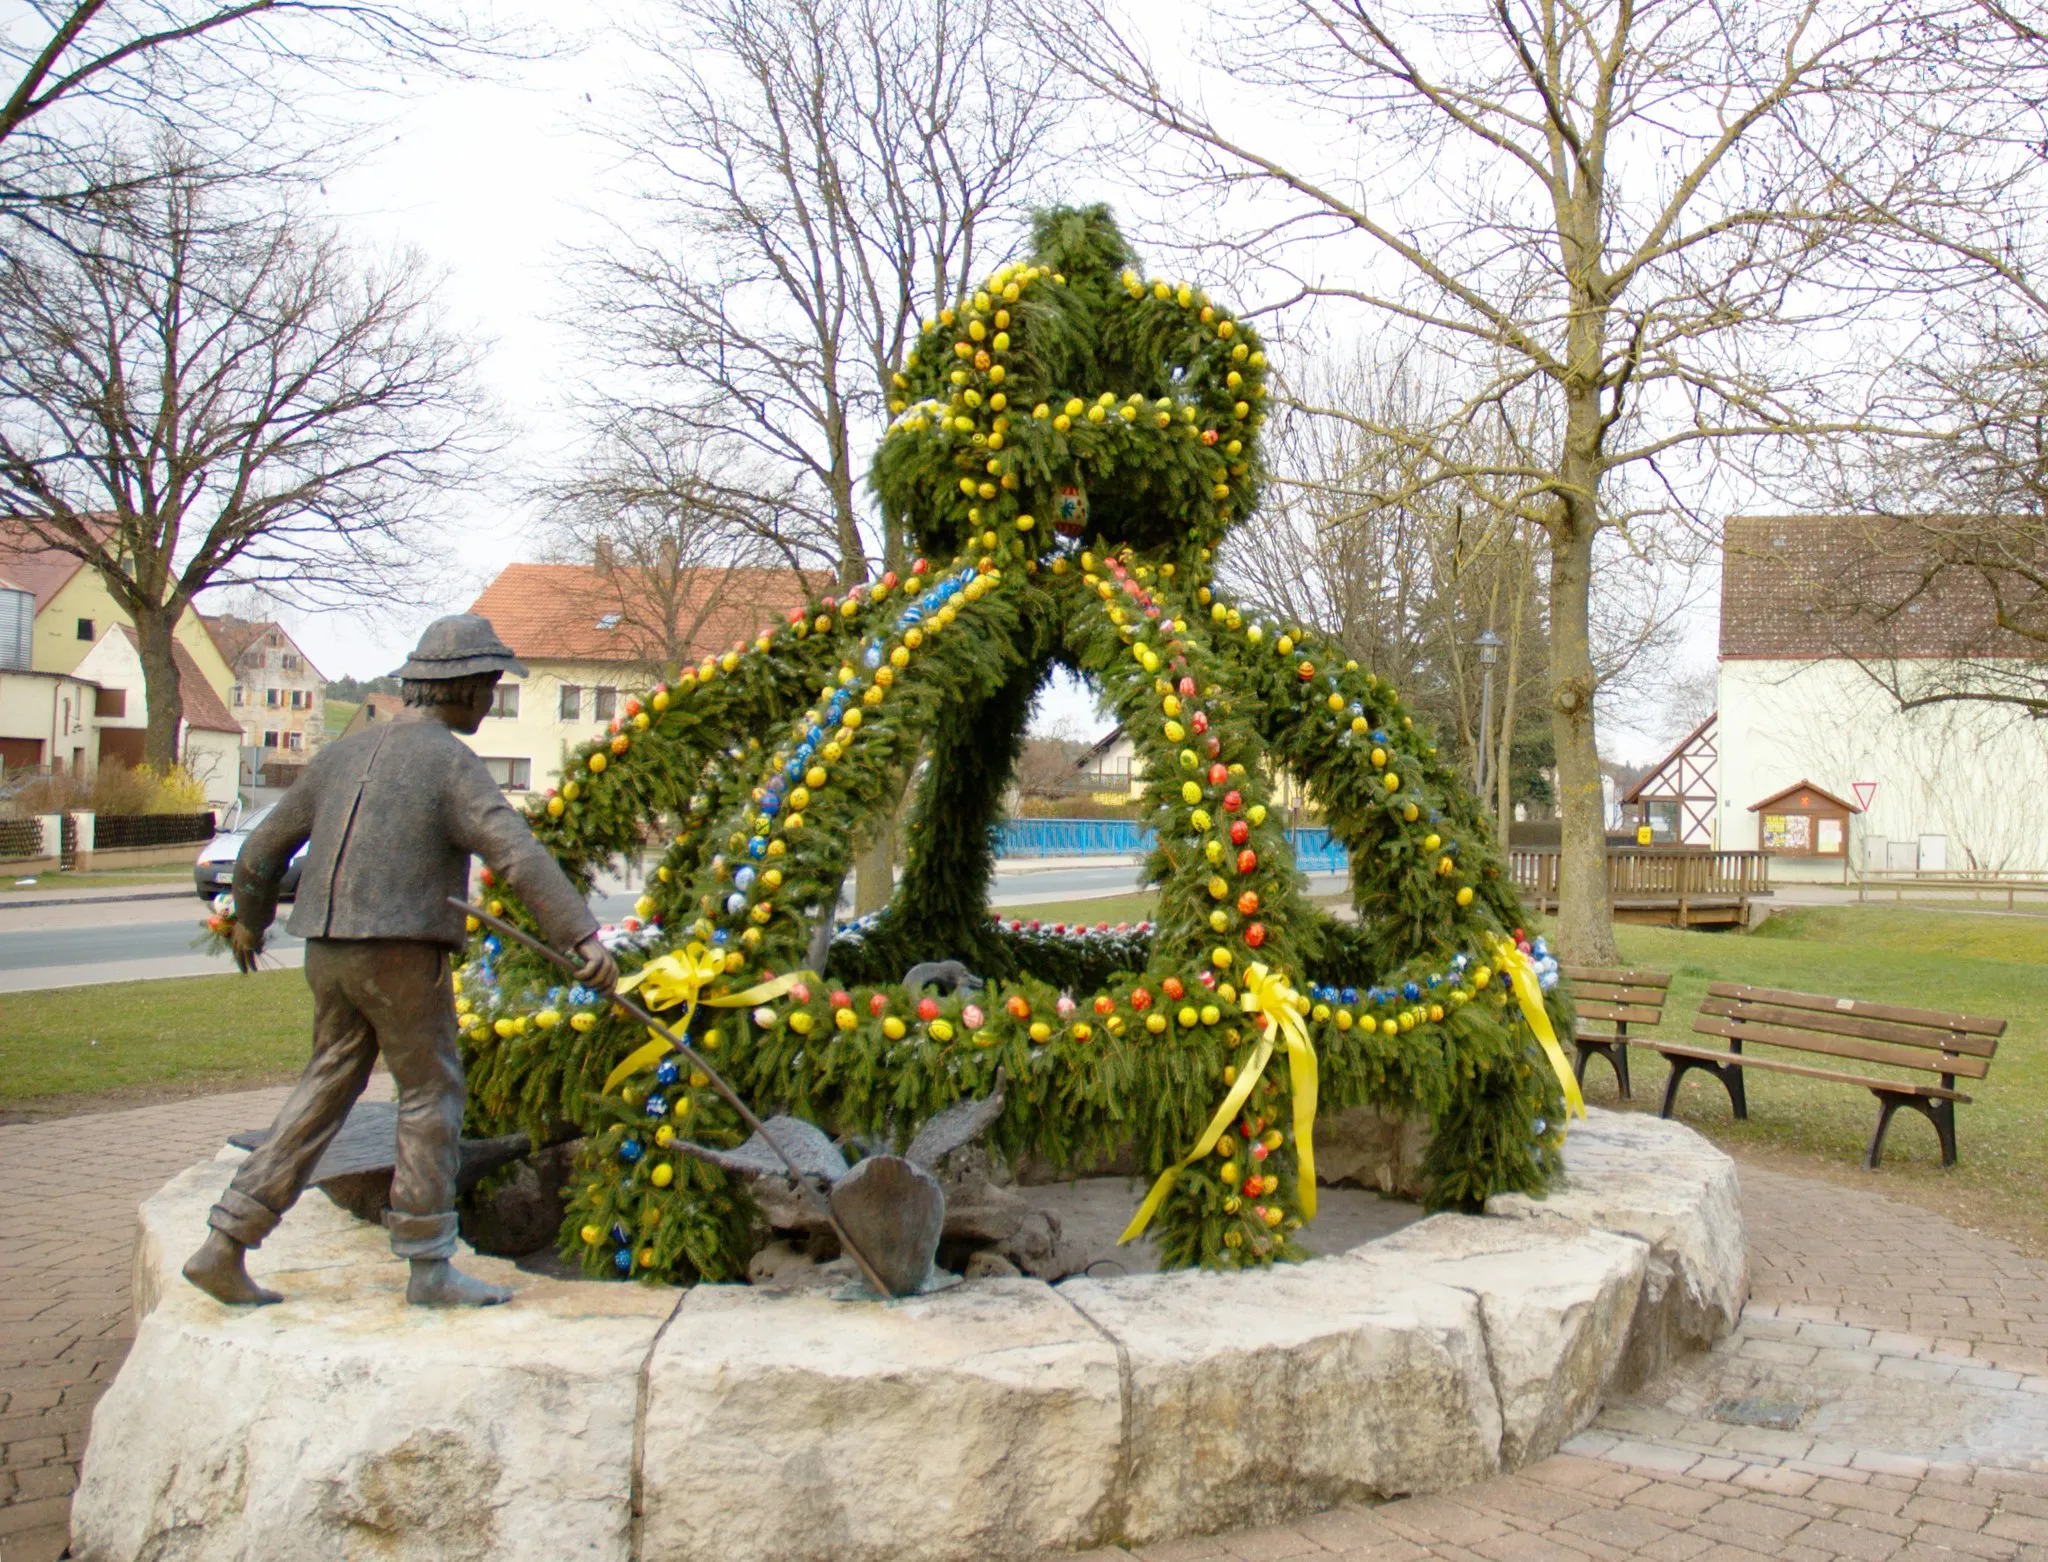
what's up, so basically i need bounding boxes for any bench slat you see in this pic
[1645,1040,1973,1102]
[1563,966,1674,989]
[1574,1000,1666,1025]
[1703,982,2006,1042]
[1699,996,2001,1059]
[1690,1015,1993,1078]
[1570,982,1670,1005]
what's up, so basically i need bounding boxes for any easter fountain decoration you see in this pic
[455,205,1580,1289]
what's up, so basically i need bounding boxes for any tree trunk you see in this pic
[1495,528,1528,832]
[133,605,184,771]
[1544,514,1617,962]
[854,821,896,915]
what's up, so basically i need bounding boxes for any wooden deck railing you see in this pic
[1508,848,1772,905]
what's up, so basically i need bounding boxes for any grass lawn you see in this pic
[1,969,311,1116]
[1572,905,2048,1256]
[996,891,1161,926]
[0,866,193,894]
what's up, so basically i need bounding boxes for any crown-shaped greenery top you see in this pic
[457,206,1573,1291]
[875,204,1269,564]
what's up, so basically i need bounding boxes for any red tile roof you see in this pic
[0,536,88,613]
[118,627,243,734]
[1722,515,2048,661]
[200,613,326,683]
[341,692,404,736]
[466,563,826,664]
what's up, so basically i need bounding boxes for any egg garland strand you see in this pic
[458,208,1571,1284]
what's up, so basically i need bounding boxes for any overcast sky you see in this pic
[253,8,1713,759]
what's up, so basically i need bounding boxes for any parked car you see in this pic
[193,804,307,900]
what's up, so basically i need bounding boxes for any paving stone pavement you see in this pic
[7,1100,2048,1562]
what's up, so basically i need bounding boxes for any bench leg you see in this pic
[1866,1091,1958,1170]
[1660,1056,1744,1121]
[1573,1041,1633,1101]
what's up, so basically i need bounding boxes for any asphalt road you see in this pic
[0,862,1350,992]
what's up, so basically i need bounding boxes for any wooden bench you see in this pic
[1647,982,2005,1168]
[1563,965,1673,1102]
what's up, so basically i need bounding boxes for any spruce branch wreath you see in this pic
[458,207,1576,1283]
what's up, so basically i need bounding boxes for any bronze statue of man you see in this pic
[183,615,617,1308]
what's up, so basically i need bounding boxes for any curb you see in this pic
[0,886,198,910]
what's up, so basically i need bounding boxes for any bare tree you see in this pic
[536,418,835,678]
[579,0,1058,910]
[0,155,486,765]
[1045,0,1992,960]
[2,1,526,215]
[1233,346,1705,836]
[581,0,1057,582]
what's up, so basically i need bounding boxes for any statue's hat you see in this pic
[392,614,527,681]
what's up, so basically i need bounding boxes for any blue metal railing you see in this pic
[996,817,1352,873]
[996,818,1156,857]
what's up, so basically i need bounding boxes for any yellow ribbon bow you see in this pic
[1120,961,1320,1244]
[600,943,808,1094]
[1490,936,1584,1124]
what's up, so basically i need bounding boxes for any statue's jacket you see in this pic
[233,716,598,953]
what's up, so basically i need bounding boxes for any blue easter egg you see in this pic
[613,1248,632,1273]
[619,1138,643,1162]
[654,1059,681,1086]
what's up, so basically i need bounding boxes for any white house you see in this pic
[1625,516,2048,880]
[72,628,243,809]
[458,562,819,793]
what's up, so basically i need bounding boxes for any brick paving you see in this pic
[0,1085,291,1562]
[7,1102,2048,1562]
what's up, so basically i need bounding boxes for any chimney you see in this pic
[594,535,615,571]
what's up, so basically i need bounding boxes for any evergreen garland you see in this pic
[456,206,1570,1286]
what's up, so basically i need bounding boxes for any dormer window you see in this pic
[596,612,622,631]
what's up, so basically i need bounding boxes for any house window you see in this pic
[594,686,617,722]
[289,689,310,710]
[558,684,583,721]
[282,653,301,672]
[94,688,126,718]
[265,687,281,707]
[286,731,304,751]
[489,682,520,719]
[231,684,245,706]
[76,617,94,640]
[263,730,280,748]
[482,756,531,791]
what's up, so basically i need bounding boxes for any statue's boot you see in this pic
[182,1230,283,1306]
[407,1258,513,1307]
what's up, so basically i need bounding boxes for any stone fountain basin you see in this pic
[69,1108,1745,1562]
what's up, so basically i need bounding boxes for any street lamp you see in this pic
[1474,628,1504,806]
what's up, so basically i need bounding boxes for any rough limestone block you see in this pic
[1059,1258,1502,1542]
[1357,1213,1647,1463]
[1314,1104,1431,1197]
[639,1278,1124,1562]
[71,1155,677,1562]
[1488,1107,1747,1387]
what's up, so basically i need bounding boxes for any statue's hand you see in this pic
[230,923,265,974]
[573,935,618,994]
